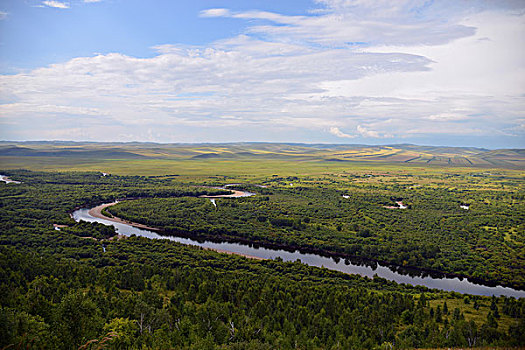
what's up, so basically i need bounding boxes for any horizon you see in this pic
[1,0,524,148]
[0,139,514,151]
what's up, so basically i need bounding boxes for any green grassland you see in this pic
[1,141,525,173]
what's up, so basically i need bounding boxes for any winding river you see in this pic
[72,194,525,298]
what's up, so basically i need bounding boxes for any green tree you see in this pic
[54,292,103,348]
[103,317,137,349]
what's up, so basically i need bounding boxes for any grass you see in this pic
[428,297,516,332]
[1,142,524,170]
[2,155,524,178]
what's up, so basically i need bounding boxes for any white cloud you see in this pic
[42,1,69,9]
[357,125,381,138]
[200,8,231,18]
[427,113,469,121]
[0,11,7,20]
[330,125,389,139]
[405,127,488,136]
[329,127,355,138]
[0,103,107,116]
[1,0,524,144]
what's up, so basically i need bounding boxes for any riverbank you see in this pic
[0,174,21,184]
[88,202,161,231]
[203,246,266,261]
[198,187,255,198]
[74,200,525,297]
[104,198,515,290]
[89,201,267,261]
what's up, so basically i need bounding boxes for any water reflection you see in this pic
[73,207,525,298]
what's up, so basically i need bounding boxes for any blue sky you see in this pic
[0,0,315,71]
[1,0,524,148]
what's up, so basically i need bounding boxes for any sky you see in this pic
[0,0,524,148]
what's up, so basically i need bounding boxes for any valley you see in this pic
[1,142,524,348]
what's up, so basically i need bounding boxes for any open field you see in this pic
[1,142,525,171]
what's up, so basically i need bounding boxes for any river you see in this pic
[0,175,21,184]
[72,201,525,298]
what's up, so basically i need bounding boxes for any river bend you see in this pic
[72,200,525,298]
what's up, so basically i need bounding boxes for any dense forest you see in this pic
[108,175,525,289]
[1,169,524,349]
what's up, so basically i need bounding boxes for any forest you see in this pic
[1,169,524,349]
[108,173,525,289]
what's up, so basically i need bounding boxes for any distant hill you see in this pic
[0,145,147,159]
[0,141,523,168]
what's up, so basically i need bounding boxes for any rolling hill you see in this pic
[0,141,524,168]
